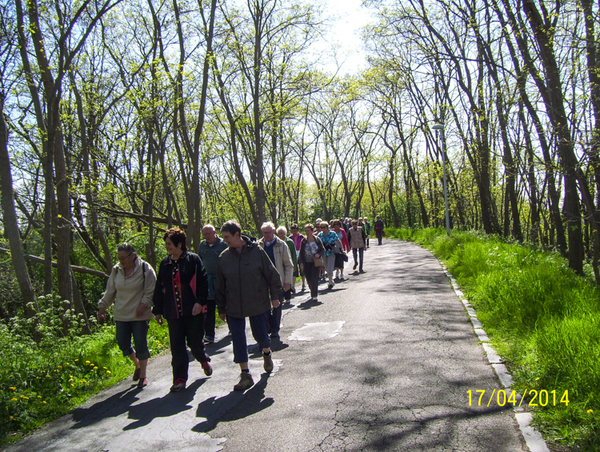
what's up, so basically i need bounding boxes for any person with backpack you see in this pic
[98,243,156,389]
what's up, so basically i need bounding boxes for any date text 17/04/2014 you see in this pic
[467,389,569,407]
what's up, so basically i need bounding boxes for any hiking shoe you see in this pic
[263,351,274,373]
[234,372,254,391]
[201,360,213,376]
[170,378,186,392]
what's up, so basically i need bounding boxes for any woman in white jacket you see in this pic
[98,243,156,388]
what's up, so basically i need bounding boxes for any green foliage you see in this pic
[387,228,600,449]
[0,295,170,445]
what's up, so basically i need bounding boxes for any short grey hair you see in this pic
[276,226,287,235]
[261,221,276,232]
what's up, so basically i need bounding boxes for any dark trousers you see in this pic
[303,261,320,298]
[228,310,271,364]
[352,248,364,271]
[167,313,209,382]
[376,231,383,245]
[269,292,284,337]
[204,298,216,339]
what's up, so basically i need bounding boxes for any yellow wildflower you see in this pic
[9,416,13,420]
[11,398,17,402]
[588,409,594,414]
[93,366,98,370]
[42,401,47,404]
[21,395,28,400]
[9,387,16,390]
[106,371,111,374]
[85,361,90,364]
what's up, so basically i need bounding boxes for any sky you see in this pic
[316,0,375,74]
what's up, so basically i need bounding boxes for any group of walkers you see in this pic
[97,215,383,393]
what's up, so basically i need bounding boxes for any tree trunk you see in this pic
[0,100,38,315]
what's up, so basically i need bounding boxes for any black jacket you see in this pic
[152,251,208,319]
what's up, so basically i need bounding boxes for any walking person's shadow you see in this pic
[123,379,206,430]
[192,373,273,432]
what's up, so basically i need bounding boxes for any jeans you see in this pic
[116,320,150,360]
[228,310,271,364]
[352,248,364,270]
[167,313,209,382]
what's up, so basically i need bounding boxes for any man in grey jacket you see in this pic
[215,220,282,392]
[258,221,294,340]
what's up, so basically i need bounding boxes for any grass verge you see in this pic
[386,228,600,451]
[0,295,171,446]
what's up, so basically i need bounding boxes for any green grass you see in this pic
[386,227,600,450]
[0,295,171,446]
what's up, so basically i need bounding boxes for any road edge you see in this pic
[438,261,551,452]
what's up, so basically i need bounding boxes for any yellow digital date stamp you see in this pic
[467,389,569,407]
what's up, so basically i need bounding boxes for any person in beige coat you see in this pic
[258,221,294,340]
[98,243,156,388]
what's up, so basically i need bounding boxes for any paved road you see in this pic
[3,239,527,452]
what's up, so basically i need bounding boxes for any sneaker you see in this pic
[201,360,213,376]
[340,273,345,280]
[328,281,334,289]
[203,336,215,344]
[234,372,254,391]
[263,351,274,373]
[170,378,186,392]
[359,269,365,273]
[353,263,358,270]
[301,285,306,292]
